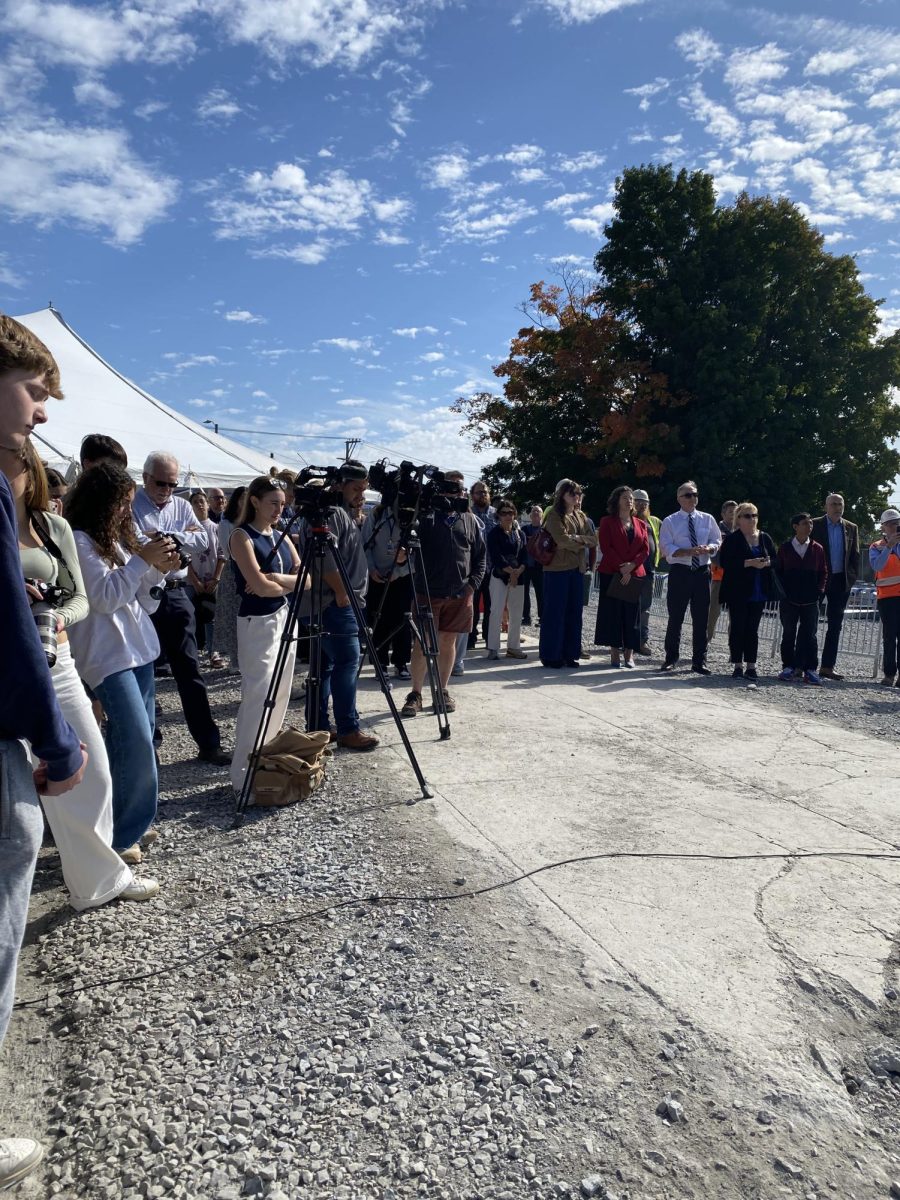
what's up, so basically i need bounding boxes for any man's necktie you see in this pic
[688,513,700,569]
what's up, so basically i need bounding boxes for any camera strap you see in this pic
[31,512,76,598]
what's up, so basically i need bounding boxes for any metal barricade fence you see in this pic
[636,573,883,676]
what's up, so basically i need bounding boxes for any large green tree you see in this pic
[595,165,900,530]
[457,165,900,532]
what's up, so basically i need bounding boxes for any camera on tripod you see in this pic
[368,459,468,527]
[293,465,343,521]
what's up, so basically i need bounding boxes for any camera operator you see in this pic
[0,313,87,1189]
[362,497,412,680]
[132,452,230,765]
[300,464,379,751]
[400,473,485,717]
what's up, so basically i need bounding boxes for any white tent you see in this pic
[15,307,288,488]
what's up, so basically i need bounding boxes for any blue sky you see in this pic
[2,0,899,486]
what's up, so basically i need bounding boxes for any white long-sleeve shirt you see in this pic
[132,488,209,582]
[658,508,722,568]
[67,534,165,689]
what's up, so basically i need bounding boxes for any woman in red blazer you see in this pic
[593,485,650,667]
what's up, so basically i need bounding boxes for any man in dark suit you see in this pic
[811,493,859,680]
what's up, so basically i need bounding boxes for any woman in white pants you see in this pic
[8,445,168,906]
[229,477,303,797]
[485,499,528,660]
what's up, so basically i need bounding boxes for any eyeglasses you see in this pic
[152,479,177,490]
[679,491,698,498]
[498,509,516,515]
[739,513,758,519]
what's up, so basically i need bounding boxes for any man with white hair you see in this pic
[133,452,230,765]
[811,493,860,680]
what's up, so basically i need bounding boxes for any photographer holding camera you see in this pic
[132,452,230,765]
[300,464,379,751]
[400,472,485,717]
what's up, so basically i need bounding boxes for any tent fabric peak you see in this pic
[15,306,289,488]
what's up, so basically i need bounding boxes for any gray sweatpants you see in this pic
[0,739,43,1046]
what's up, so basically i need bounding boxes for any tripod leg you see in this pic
[327,547,434,800]
[405,542,450,736]
[235,540,316,820]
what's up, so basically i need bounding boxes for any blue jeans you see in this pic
[94,663,158,850]
[0,739,43,1045]
[308,603,361,736]
[539,569,584,663]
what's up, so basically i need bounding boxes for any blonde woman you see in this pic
[718,502,778,680]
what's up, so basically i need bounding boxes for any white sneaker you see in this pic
[117,877,160,902]
[0,1138,44,1189]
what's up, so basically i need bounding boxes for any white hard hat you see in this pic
[880,508,900,525]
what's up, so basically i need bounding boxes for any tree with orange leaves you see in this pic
[452,273,679,507]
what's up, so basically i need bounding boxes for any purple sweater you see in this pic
[0,471,81,781]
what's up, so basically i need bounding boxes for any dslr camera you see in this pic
[25,578,71,668]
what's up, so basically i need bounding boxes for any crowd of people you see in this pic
[2,310,900,1187]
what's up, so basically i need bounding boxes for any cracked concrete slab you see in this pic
[359,658,900,1099]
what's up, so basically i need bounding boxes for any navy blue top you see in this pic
[233,523,294,617]
[487,524,527,583]
[748,544,766,602]
[0,471,81,781]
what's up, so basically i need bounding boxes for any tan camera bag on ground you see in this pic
[251,728,331,807]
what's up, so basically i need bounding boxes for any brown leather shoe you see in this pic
[328,725,338,743]
[819,667,844,680]
[337,730,379,752]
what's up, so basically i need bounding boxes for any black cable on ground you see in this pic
[14,847,900,1011]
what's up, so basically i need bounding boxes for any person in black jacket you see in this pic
[811,495,859,679]
[718,502,777,680]
[485,499,528,660]
[774,512,828,684]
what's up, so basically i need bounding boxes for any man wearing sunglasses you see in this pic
[133,452,230,765]
[658,481,721,675]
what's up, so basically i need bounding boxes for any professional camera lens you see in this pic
[32,600,59,668]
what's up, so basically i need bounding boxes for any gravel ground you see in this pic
[2,647,899,1200]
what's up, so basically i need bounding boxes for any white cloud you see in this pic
[804,48,862,76]
[336,398,367,407]
[134,99,167,121]
[188,398,215,408]
[419,351,444,362]
[3,0,194,69]
[374,230,410,245]
[725,44,791,91]
[392,326,438,338]
[224,309,266,323]
[536,0,646,23]
[209,0,413,68]
[713,171,749,197]
[175,355,220,371]
[544,191,591,212]
[680,83,743,144]
[565,201,615,239]
[317,337,374,352]
[440,196,536,243]
[625,77,669,111]
[0,254,23,288]
[197,88,242,123]
[210,164,408,260]
[318,147,334,158]
[747,133,810,163]
[73,78,120,109]
[867,88,900,109]
[424,152,471,190]
[674,28,722,66]
[0,120,177,245]
[496,143,544,165]
[515,167,547,184]
[556,150,606,173]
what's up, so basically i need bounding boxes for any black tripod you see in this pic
[235,507,434,820]
[360,520,451,740]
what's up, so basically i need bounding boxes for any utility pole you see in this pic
[344,437,361,461]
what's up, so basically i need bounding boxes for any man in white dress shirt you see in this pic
[658,481,722,675]
[133,452,230,765]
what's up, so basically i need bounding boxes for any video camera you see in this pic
[293,464,343,522]
[368,459,468,528]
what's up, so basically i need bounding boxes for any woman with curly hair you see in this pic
[65,463,177,859]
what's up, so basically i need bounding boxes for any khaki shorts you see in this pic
[417,593,473,633]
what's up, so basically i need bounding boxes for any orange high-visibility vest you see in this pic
[874,548,900,599]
